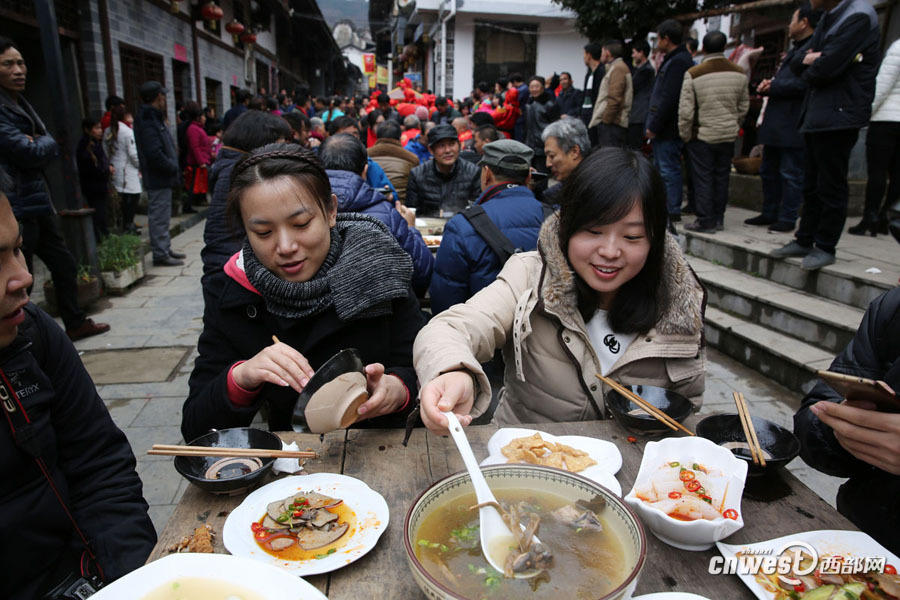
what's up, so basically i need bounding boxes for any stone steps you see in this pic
[691,257,864,356]
[680,206,898,396]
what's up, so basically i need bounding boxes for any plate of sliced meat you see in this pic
[223,473,389,576]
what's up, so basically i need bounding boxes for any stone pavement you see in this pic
[33,216,860,536]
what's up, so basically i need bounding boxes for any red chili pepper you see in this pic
[668,491,682,499]
[723,509,739,520]
[793,583,805,593]
[885,564,897,575]
[292,510,303,518]
[684,479,701,492]
[254,529,269,541]
[250,522,263,532]
[679,470,696,482]
[627,436,637,443]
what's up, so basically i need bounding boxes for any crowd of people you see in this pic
[0,4,899,596]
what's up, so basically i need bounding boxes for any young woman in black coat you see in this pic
[183,143,425,441]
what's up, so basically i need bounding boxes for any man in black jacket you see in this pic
[646,20,695,222]
[134,81,185,267]
[524,76,561,171]
[771,0,881,270]
[406,124,481,217]
[581,43,604,144]
[745,4,821,232]
[794,287,900,554]
[628,40,656,150]
[0,171,156,599]
[0,37,109,341]
[556,72,584,118]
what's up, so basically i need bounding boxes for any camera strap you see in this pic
[0,366,105,582]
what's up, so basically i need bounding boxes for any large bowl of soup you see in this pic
[404,464,646,600]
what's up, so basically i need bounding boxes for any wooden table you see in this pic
[149,420,857,598]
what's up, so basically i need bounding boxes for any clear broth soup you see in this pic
[142,577,264,600]
[415,489,626,599]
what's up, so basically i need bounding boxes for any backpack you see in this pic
[461,199,556,263]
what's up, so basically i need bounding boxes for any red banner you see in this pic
[363,53,376,74]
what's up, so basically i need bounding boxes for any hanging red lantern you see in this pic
[200,1,224,27]
[225,19,245,44]
[239,31,257,45]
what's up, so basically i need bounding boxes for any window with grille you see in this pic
[119,43,165,114]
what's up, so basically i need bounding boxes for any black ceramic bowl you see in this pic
[174,427,282,495]
[605,384,694,433]
[292,348,366,432]
[696,414,800,476]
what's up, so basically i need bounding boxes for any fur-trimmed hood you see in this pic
[536,212,704,337]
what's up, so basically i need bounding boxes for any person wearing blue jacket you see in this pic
[429,139,544,315]
[645,20,695,222]
[772,0,881,270]
[745,3,821,232]
[319,133,434,296]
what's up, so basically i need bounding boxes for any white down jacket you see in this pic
[872,38,900,123]
[104,124,142,194]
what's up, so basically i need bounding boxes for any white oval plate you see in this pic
[479,427,623,496]
[717,529,900,600]
[223,473,389,576]
[91,553,327,599]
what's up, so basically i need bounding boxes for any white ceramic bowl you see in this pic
[405,464,646,600]
[624,436,747,551]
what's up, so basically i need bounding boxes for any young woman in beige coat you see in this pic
[414,147,706,433]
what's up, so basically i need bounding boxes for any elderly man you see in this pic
[0,37,110,340]
[678,30,749,233]
[524,76,561,171]
[0,168,156,599]
[367,119,420,203]
[429,139,546,314]
[406,123,481,217]
[540,117,592,204]
[556,72,584,117]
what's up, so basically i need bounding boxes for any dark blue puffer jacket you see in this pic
[327,169,433,295]
[201,146,245,277]
[429,183,544,315]
[0,90,59,218]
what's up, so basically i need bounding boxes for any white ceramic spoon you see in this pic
[442,411,541,579]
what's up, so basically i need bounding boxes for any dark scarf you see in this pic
[242,213,413,321]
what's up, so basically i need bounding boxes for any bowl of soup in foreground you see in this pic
[404,464,646,600]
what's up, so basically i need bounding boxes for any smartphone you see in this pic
[816,370,900,413]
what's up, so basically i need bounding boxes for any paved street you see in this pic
[32,216,892,535]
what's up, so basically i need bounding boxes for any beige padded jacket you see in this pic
[367,138,420,203]
[678,53,749,144]
[589,58,634,129]
[413,213,706,426]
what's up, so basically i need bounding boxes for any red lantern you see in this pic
[200,2,224,27]
[225,19,245,44]
[239,31,257,45]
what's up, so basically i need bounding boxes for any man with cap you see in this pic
[133,81,185,266]
[429,139,546,314]
[405,123,481,218]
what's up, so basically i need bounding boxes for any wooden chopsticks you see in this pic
[732,392,766,466]
[596,374,695,436]
[148,444,317,459]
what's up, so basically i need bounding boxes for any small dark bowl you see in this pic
[606,384,694,433]
[696,414,800,477]
[292,348,365,432]
[174,427,282,495]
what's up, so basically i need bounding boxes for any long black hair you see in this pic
[558,147,669,334]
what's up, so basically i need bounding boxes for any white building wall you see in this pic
[535,21,589,85]
[451,14,476,100]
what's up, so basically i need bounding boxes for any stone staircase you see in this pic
[681,206,898,409]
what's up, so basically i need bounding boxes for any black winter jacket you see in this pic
[201,146,245,276]
[630,61,656,127]
[185,266,426,442]
[76,136,109,199]
[647,45,695,140]
[405,158,481,217]
[134,104,179,190]
[524,92,561,156]
[0,90,59,218]
[790,0,881,133]
[556,87,584,118]
[758,38,811,148]
[794,287,900,554]
[1,305,155,599]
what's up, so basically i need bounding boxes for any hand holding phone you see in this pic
[816,370,900,413]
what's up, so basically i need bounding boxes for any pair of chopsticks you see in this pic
[732,392,766,466]
[148,444,318,459]
[596,374,695,436]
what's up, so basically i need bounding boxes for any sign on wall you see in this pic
[363,54,376,74]
[173,43,188,63]
[376,66,388,85]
